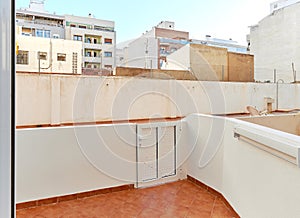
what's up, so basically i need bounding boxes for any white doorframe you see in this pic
[136,121,180,188]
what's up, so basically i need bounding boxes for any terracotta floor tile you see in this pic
[164,205,190,217]
[137,207,164,218]
[211,199,237,218]
[16,180,239,218]
[191,199,215,213]
[186,209,212,218]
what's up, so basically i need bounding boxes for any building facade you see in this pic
[117,21,189,69]
[64,15,116,74]
[270,0,300,13]
[16,0,116,75]
[16,9,65,39]
[16,35,82,74]
[162,43,254,82]
[249,1,300,82]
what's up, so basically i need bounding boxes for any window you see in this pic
[104,65,112,69]
[38,52,47,60]
[104,38,112,44]
[86,51,91,57]
[73,35,82,41]
[53,34,59,39]
[36,29,50,38]
[94,38,97,44]
[79,25,87,29]
[104,52,112,57]
[17,50,29,65]
[44,30,50,38]
[70,24,76,28]
[93,52,97,57]
[36,29,43,37]
[57,53,66,61]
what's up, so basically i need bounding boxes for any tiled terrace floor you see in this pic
[17,180,238,218]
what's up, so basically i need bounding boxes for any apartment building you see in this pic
[16,0,65,39]
[117,21,189,69]
[249,1,300,82]
[16,34,82,74]
[64,15,116,74]
[16,0,116,75]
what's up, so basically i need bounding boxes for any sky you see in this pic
[16,0,274,45]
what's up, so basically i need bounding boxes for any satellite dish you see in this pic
[246,106,259,116]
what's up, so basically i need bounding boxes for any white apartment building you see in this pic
[117,21,189,69]
[249,1,300,82]
[16,34,82,74]
[64,15,116,74]
[16,0,116,75]
[16,4,65,39]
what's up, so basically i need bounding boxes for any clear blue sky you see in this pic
[16,0,273,45]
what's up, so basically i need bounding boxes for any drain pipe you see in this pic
[276,79,284,110]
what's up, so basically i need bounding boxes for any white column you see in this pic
[0,0,14,217]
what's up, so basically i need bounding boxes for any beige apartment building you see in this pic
[64,14,116,74]
[16,34,82,74]
[16,0,116,75]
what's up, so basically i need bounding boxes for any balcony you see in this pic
[83,56,102,63]
[83,42,102,50]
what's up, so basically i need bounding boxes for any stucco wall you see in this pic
[16,73,300,126]
[250,2,300,82]
[240,113,300,135]
[163,44,190,70]
[16,124,137,202]
[115,67,197,80]
[228,52,254,82]
[155,27,189,39]
[165,44,254,82]
[16,35,82,74]
[190,44,228,81]
[186,114,300,218]
[121,36,158,69]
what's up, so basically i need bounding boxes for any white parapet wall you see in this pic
[16,120,189,203]
[16,124,137,203]
[240,113,300,135]
[16,73,300,126]
[186,114,300,218]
